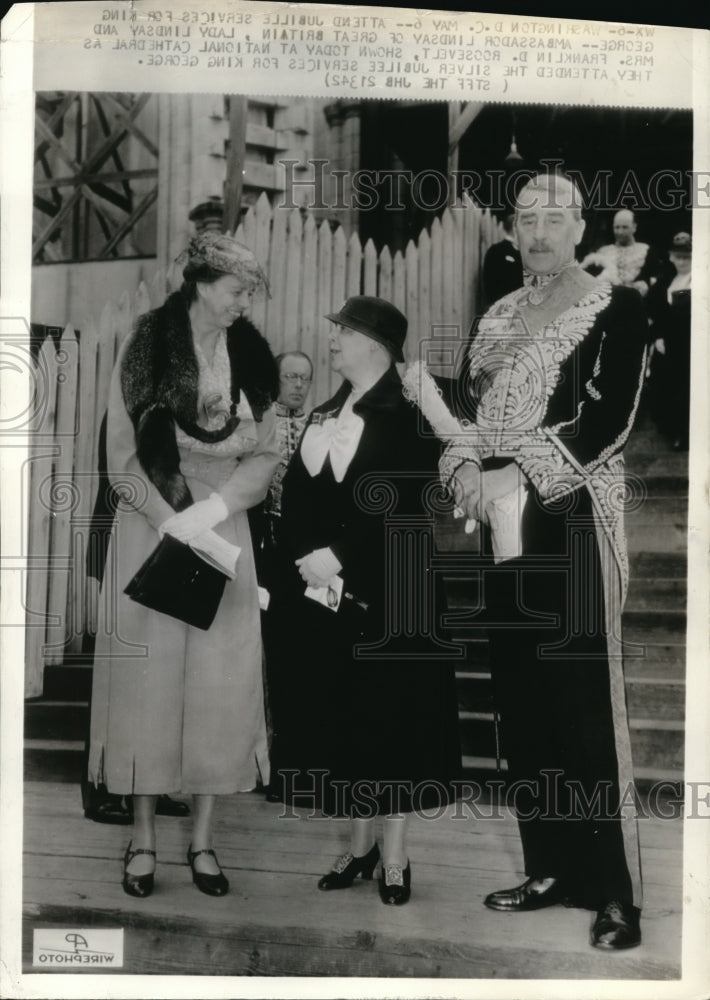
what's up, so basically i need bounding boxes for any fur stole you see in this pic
[121,291,278,511]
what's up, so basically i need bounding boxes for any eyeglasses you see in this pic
[281,373,312,383]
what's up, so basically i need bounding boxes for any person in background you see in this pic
[445,174,646,949]
[581,209,660,297]
[257,350,313,802]
[262,351,314,557]
[646,232,692,450]
[482,213,523,306]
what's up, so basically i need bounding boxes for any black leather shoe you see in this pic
[187,846,229,897]
[591,900,641,950]
[85,797,132,825]
[122,842,156,898]
[379,861,411,906]
[155,795,190,817]
[318,843,380,890]
[484,876,567,912]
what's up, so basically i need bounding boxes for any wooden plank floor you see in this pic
[22,781,682,979]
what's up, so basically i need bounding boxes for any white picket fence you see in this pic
[25,193,499,695]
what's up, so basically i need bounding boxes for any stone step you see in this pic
[626,522,688,554]
[625,497,687,524]
[624,451,689,479]
[443,629,686,671]
[639,476,688,498]
[444,574,687,609]
[435,515,688,557]
[455,671,685,722]
[24,701,89,742]
[623,430,676,454]
[449,638,685,673]
[445,610,686,647]
[628,720,685,771]
[459,755,685,791]
[23,741,84,783]
[41,662,93,701]
[625,679,685,720]
[629,551,686,579]
[624,578,686,611]
[624,608,686,637]
[457,713,684,773]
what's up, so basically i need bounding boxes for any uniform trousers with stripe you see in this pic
[482,483,642,910]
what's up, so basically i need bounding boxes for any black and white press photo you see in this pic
[1,2,708,998]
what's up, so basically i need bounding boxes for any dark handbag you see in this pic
[124,534,229,631]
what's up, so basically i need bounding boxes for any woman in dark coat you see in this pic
[267,296,461,905]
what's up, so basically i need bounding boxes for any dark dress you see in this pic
[266,367,462,816]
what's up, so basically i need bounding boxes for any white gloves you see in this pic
[295,547,342,589]
[159,493,229,543]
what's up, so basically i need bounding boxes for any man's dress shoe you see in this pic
[591,900,641,950]
[484,876,568,912]
[84,796,131,825]
[155,795,190,817]
[86,794,189,823]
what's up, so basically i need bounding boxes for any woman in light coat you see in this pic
[89,234,281,898]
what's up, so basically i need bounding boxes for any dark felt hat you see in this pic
[325,296,407,363]
[670,232,692,255]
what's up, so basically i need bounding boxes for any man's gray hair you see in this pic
[515,173,584,221]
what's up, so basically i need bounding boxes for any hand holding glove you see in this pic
[159,493,229,543]
[295,547,342,589]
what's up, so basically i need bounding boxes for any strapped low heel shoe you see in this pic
[591,900,641,950]
[484,876,568,912]
[187,846,230,897]
[318,843,380,890]
[122,842,156,898]
[379,861,411,906]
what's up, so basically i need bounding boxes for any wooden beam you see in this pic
[34,168,158,190]
[447,102,484,206]
[97,187,158,258]
[448,101,485,155]
[223,95,248,234]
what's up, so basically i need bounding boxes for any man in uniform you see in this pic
[443,174,646,950]
[581,208,660,297]
[256,350,313,572]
